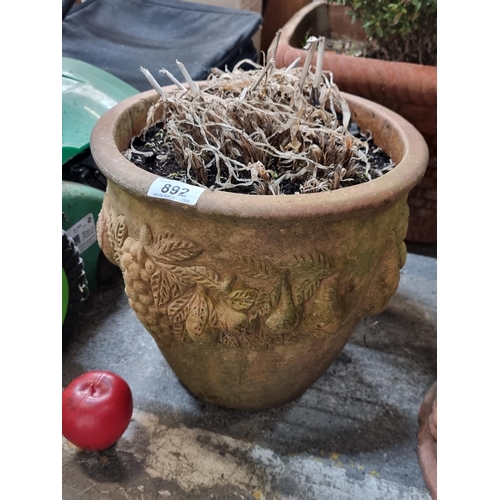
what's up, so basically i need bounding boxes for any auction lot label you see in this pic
[147,178,205,205]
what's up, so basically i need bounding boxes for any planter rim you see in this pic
[90,86,429,220]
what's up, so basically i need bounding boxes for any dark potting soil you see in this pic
[128,120,393,195]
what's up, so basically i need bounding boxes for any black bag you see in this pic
[62,0,262,92]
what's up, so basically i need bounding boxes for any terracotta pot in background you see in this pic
[261,0,311,55]
[273,0,437,243]
[91,84,428,410]
[417,381,437,499]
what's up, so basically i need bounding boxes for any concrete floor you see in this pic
[62,251,436,500]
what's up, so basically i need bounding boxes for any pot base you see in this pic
[154,316,360,410]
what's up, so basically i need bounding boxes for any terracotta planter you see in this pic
[417,381,437,499]
[261,0,311,55]
[273,0,437,243]
[90,85,428,410]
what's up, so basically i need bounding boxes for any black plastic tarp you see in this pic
[62,0,262,92]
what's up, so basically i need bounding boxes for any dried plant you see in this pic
[126,40,394,195]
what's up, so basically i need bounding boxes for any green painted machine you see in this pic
[62,56,137,345]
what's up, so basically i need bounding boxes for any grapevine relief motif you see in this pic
[101,207,337,348]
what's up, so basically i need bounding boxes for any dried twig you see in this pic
[314,37,326,95]
[176,60,200,96]
[299,37,318,92]
[139,67,165,98]
[269,29,281,62]
[159,68,187,91]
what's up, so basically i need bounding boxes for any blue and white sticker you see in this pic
[147,178,205,205]
[66,213,97,253]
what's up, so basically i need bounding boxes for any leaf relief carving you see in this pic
[220,332,240,347]
[123,225,340,345]
[240,330,267,349]
[151,269,172,308]
[150,267,190,308]
[185,293,210,340]
[184,266,221,289]
[104,207,127,266]
[167,291,195,323]
[160,265,197,289]
[288,250,335,305]
[150,232,203,263]
[294,279,322,305]
[114,215,128,250]
[225,288,258,311]
[287,250,334,275]
[227,253,276,279]
[171,323,191,343]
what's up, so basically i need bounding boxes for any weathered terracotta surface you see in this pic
[273,0,437,243]
[417,381,437,499]
[91,86,428,410]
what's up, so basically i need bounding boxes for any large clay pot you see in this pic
[90,85,428,410]
[273,0,437,243]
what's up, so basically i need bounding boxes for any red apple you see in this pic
[62,370,133,451]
